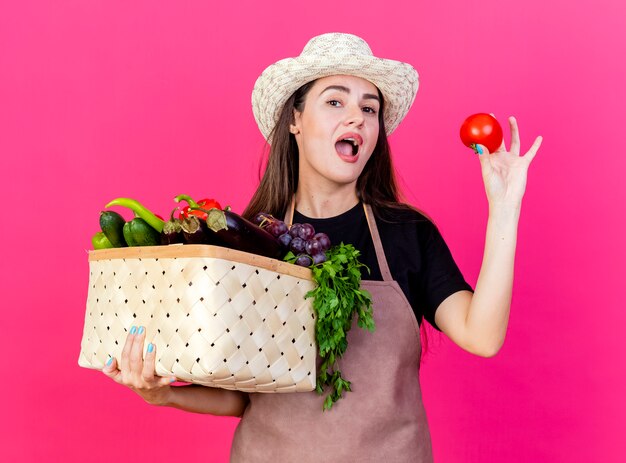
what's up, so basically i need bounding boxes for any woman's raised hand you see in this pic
[102,325,176,406]
[476,115,543,208]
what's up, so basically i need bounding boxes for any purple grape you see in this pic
[305,238,323,256]
[298,223,315,241]
[313,232,331,251]
[289,223,303,238]
[295,254,313,267]
[265,222,277,235]
[253,212,271,226]
[312,253,327,265]
[267,220,288,237]
[290,237,306,254]
[278,233,292,248]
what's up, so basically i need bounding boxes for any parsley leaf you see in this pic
[302,243,375,411]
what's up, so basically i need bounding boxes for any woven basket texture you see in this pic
[78,245,317,392]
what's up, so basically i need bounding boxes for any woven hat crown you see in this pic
[300,33,374,59]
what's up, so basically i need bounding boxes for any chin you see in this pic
[327,171,362,186]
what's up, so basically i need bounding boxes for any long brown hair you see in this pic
[243,78,440,359]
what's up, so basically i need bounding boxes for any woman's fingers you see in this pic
[129,326,157,387]
[141,341,156,382]
[509,116,521,155]
[120,325,136,374]
[129,326,146,372]
[476,143,489,155]
[143,343,177,386]
[102,357,123,384]
[105,325,176,391]
[524,136,543,164]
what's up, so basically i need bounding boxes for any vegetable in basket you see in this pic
[105,197,165,233]
[161,208,184,245]
[91,231,114,249]
[180,215,213,244]
[174,194,222,221]
[99,211,127,247]
[123,218,161,246]
[201,207,283,259]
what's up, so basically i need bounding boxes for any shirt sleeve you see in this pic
[419,221,474,331]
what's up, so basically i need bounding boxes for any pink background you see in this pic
[1,0,624,461]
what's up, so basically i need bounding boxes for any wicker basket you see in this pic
[78,244,317,392]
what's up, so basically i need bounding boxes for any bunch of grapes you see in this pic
[253,212,331,267]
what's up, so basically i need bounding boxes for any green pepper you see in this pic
[123,218,160,246]
[92,231,114,250]
[105,198,165,233]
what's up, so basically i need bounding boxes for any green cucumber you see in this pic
[123,218,160,247]
[92,231,114,250]
[100,211,127,247]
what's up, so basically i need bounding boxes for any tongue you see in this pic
[335,141,353,156]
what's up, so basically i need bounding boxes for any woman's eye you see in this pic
[363,106,377,114]
[328,100,341,107]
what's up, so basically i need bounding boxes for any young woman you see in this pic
[103,33,542,461]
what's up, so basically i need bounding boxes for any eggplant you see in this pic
[180,215,212,244]
[205,208,283,259]
[161,208,185,245]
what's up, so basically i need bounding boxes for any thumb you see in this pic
[157,375,178,387]
[475,143,490,156]
[475,144,493,171]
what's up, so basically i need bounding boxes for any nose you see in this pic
[344,104,364,127]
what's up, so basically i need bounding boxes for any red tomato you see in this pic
[460,113,503,154]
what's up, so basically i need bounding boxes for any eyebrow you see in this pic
[319,85,380,103]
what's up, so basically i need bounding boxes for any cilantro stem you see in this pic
[302,243,375,411]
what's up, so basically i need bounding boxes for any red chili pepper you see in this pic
[174,194,222,221]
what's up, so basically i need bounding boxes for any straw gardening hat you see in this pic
[251,32,419,142]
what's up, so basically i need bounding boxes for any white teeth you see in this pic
[337,137,359,155]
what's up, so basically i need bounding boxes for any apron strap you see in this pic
[363,204,393,282]
[283,196,393,281]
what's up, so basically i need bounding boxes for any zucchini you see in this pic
[123,218,160,247]
[99,211,127,247]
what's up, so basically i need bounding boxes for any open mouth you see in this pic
[335,138,360,156]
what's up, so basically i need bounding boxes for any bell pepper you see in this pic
[174,194,222,221]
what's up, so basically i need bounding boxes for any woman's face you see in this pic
[290,75,380,189]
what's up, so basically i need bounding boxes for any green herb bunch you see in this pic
[305,243,376,410]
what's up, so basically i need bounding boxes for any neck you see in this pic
[295,179,359,218]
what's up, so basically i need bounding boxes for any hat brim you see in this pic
[252,54,419,142]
